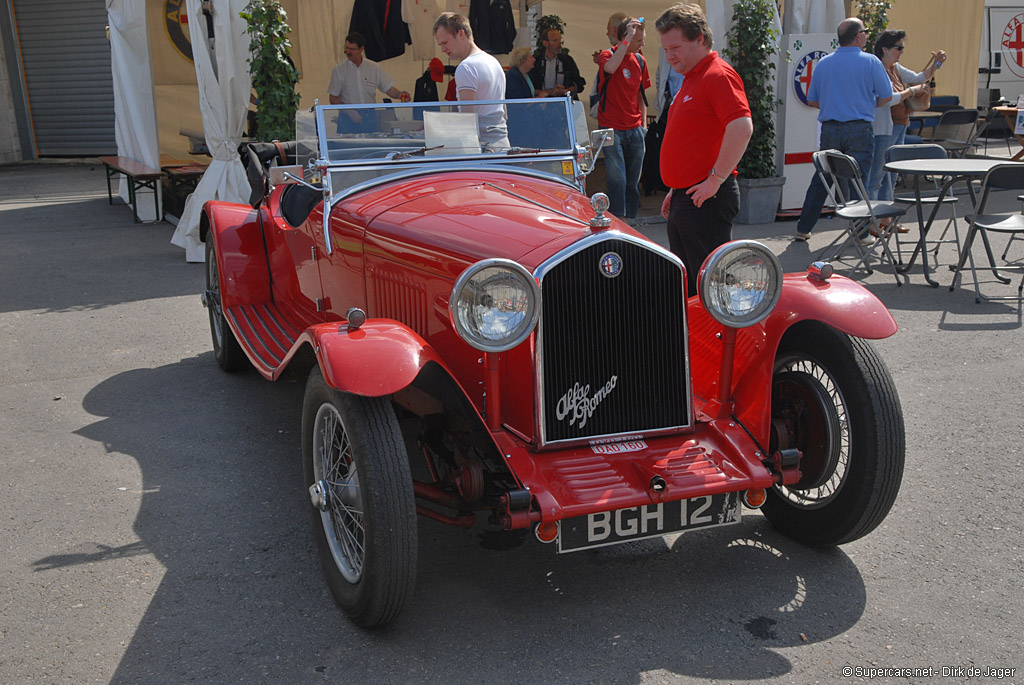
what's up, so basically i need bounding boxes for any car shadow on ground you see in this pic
[57,355,868,683]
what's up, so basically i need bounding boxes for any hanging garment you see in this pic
[349,0,411,62]
[402,0,440,60]
[469,0,516,55]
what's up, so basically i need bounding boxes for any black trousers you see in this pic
[666,175,740,297]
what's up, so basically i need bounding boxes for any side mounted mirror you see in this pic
[591,128,615,153]
[578,129,615,178]
[269,164,304,187]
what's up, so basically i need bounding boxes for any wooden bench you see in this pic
[160,160,208,221]
[99,156,164,223]
[161,161,207,196]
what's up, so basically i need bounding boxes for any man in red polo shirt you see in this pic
[656,3,752,295]
[596,17,651,221]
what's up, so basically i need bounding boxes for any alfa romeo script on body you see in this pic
[555,375,617,429]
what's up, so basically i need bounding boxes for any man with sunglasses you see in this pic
[793,17,893,242]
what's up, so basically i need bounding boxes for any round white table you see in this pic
[884,158,1012,287]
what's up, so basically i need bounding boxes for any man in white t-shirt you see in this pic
[328,32,410,133]
[432,12,509,150]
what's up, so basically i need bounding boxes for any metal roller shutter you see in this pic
[12,0,115,156]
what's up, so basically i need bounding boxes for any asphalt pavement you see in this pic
[0,161,1021,684]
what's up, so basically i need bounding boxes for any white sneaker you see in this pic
[795,232,811,241]
[857,236,874,246]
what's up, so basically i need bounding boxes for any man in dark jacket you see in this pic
[528,29,585,99]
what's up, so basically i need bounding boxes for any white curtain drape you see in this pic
[706,0,728,50]
[171,0,252,262]
[783,0,845,35]
[107,0,160,220]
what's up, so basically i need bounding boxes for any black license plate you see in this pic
[557,492,742,553]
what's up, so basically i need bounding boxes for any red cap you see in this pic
[429,57,444,82]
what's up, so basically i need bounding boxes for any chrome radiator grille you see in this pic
[538,236,690,445]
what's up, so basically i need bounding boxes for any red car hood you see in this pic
[340,170,638,272]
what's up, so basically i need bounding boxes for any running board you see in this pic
[225,302,309,377]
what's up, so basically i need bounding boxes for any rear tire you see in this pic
[763,322,905,546]
[205,237,249,372]
[302,368,417,627]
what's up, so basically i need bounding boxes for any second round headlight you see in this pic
[450,259,540,352]
[698,241,783,328]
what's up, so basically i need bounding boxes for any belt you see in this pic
[821,119,872,125]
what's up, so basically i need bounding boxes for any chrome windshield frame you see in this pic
[312,98,584,253]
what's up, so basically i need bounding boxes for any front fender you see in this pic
[300,319,449,397]
[765,272,898,341]
[692,273,897,449]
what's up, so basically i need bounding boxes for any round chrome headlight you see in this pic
[698,241,783,328]
[450,259,540,352]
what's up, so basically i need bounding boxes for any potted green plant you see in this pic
[857,0,892,56]
[724,0,785,224]
[240,0,301,142]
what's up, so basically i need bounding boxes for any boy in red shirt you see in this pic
[596,18,651,220]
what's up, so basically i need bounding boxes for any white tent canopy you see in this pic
[783,0,845,35]
[170,0,252,263]
[107,0,160,220]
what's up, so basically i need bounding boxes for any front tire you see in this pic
[205,237,249,372]
[302,368,417,627]
[763,322,905,546]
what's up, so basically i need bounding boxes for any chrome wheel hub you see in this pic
[309,480,329,511]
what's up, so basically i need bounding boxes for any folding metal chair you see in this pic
[974,106,1015,158]
[1000,194,1024,260]
[813,150,907,285]
[927,109,980,158]
[949,163,1024,302]
[809,151,856,259]
[886,144,962,262]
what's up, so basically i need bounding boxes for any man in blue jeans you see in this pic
[794,17,892,241]
[596,18,651,220]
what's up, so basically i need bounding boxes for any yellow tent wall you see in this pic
[887,0,984,108]
[147,0,986,160]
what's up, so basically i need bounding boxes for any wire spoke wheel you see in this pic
[763,322,905,547]
[313,402,365,583]
[772,359,849,508]
[204,237,248,371]
[302,368,417,627]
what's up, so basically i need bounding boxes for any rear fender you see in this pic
[202,201,271,308]
[694,274,897,448]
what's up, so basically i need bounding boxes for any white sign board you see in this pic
[982,6,1024,104]
[781,33,838,211]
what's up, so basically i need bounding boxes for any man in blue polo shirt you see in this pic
[794,17,892,241]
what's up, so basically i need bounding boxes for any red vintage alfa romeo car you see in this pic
[200,99,904,627]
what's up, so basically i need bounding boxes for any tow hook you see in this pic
[498,489,535,529]
[771,448,802,485]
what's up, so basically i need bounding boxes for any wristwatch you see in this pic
[709,167,726,182]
